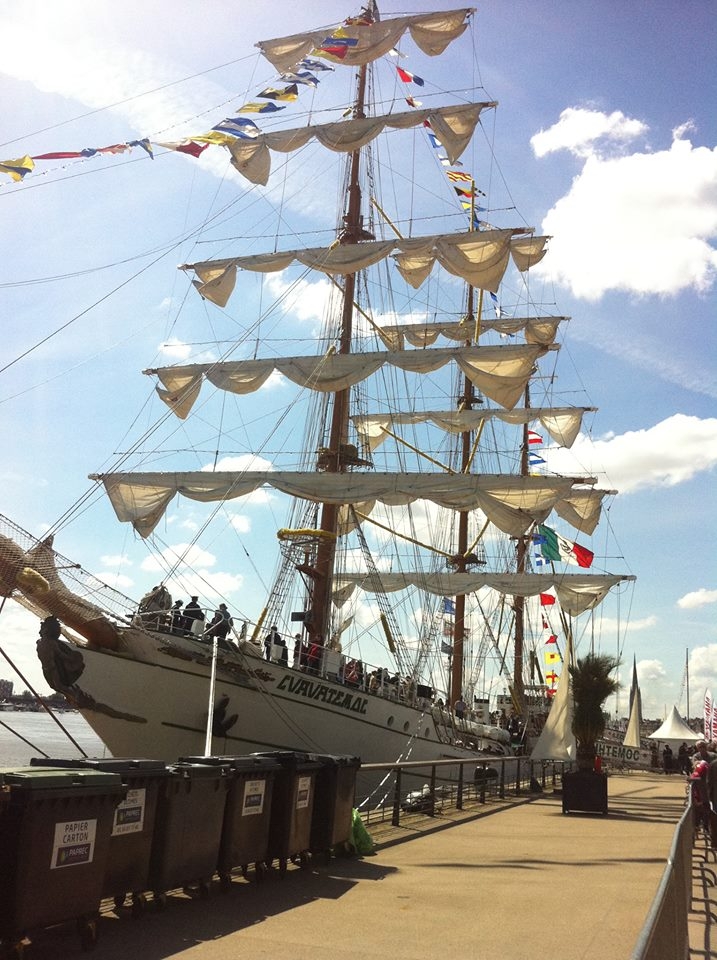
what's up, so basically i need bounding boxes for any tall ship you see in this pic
[0,4,634,799]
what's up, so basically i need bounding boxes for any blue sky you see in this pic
[0,1,715,722]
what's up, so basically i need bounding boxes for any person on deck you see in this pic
[662,743,673,774]
[264,625,281,662]
[208,604,233,649]
[454,696,467,720]
[184,596,205,636]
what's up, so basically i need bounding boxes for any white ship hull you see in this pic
[38,630,512,802]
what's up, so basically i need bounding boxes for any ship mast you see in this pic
[307,40,371,647]
[449,284,477,711]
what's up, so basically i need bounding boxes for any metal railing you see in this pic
[357,755,571,826]
[630,796,693,960]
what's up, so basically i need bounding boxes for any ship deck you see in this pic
[19,772,715,959]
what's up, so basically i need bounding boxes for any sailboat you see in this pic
[0,4,635,799]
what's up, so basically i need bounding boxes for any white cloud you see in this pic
[101,571,134,590]
[100,554,131,567]
[264,274,333,327]
[140,542,217,572]
[637,658,667,684]
[209,455,273,472]
[689,644,717,693]
[158,338,193,360]
[678,588,717,610]
[229,514,251,534]
[532,111,717,300]
[544,414,717,493]
[531,107,648,159]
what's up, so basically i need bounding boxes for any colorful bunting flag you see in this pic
[299,57,334,72]
[128,138,153,158]
[212,117,261,139]
[396,66,425,86]
[544,650,560,665]
[238,102,286,114]
[405,96,423,108]
[258,83,299,102]
[534,524,594,568]
[281,71,319,87]
[545,670,559,684]
[528,430,543,445]
[155,141,209,158]
[442,597,456,615]
[0,155,35,181]
[545,635,558,644]
[528,451,546,467]
[440,641,453,654]
[539,593,556,606]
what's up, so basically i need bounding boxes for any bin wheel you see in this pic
[131,893,148,917]
[219,873,232,892]
[279,858,287,877]
[254,862,267,883]
[299,851,311,871]
[153,892,167,912]
[113,894,127,912]
[78,917,98,952]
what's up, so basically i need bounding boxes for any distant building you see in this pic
[0,679,13,699]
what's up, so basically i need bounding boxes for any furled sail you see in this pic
[228,103,494,185]
[352,406,596,451]
[93,471,595,539]
[148,343,551,419]
[257,9,476,74]
[332,573,635,617]
[386,316,568,348]
[181,230,549,307]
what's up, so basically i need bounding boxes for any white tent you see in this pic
[647,705,701,743]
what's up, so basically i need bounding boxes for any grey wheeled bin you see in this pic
[309,754,361,862]
[0,766,126,953]
[147,761,229,908]
[251,751,321,875]
[31,756,168,914]
[183,754,281,886]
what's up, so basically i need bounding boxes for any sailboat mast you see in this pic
[449,286,476,711]
[512,384,531,715]
[308,56,370,646]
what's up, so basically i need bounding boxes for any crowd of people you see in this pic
[136,587,240,649]
[678,739,717,842]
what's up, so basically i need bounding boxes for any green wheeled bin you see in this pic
[147,762,229,908]
[30,757,169,915]
[182,755,281,886]
[309,754,361,862]
[0,766,126,953]
[251,751,322,875]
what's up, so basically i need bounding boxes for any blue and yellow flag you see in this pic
[0,155,34,181]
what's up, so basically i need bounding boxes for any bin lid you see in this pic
[309,753,362,767]
[30,757,168,776]
[169,762,227,780]
[181,755,282,773]
[250,751,322,771]
[1,767,124,789]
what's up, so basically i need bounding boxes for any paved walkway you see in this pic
[19,773,712,959]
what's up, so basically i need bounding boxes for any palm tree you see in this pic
[569,653,621,770]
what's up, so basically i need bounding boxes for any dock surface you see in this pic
[20,772,716,959]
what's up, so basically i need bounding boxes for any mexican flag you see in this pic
[536,524,594,568]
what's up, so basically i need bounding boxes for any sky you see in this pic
[0,0,715,724]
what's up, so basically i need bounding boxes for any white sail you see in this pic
[181,230,549,307]
[530,636,575,761]
[257,9,476,73]
[148,343,552,418]
[94,470,596,539]
[333,573,635,617]
[352,406,595,451]
[386,316,567,347]
[227,103,494,185]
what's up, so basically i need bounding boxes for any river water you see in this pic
[0,709,109,767]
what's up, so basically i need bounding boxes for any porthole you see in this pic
[387,715,394,726]
[403,721,410,733]
[423,727,431,738]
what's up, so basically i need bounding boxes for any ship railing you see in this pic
[357,755,572,827]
